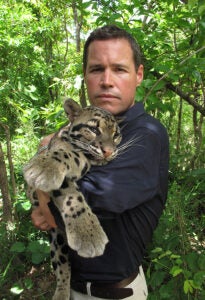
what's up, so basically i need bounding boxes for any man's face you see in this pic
[84,38,143,115]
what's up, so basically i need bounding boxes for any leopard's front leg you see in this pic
[52,183,108,258]
[50,228,71,300]
[23,140,75,192]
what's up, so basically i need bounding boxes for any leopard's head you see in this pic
[63,98,122,163]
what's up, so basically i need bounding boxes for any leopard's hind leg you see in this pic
[52,182,108,258]
[50,228,71,300]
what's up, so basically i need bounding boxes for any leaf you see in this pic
[184,280,194,294]
[15,200,31,213]
[184,252,199,272]
[143,79,154,88]
[10,283,24,295]
[27,240,50,264]
[153,80,166,91]
[188,0,198,8]
[188,168,205,177]
[198,255,205,270]
[193,271,205,286]
[135,86,145,102]
[27,241,41,252]
[170,254,181,260]
[24,278,33,289]
[159,280,174,299]
[27,240,50,254]
[151,247,163,254]
[198,3,205,15]
[31,252,45,264]
[170,266,183,277]
[10,242,26,253]
[149,271,167,287]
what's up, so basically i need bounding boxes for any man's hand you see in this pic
[31,190,57,230]
[31,134,57,231]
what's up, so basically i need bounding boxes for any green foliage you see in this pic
[147,248,205,299]
[10,239,50,265]
[0,0,204,298]
[0,0,85,139]
[0,190,51,298]
[145,173,205,299]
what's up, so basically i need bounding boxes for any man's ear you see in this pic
[136,64,144,87]
[63,98,82,122]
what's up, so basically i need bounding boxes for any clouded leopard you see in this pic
[23,98,122,300]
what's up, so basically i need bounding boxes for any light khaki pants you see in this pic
[70,266,148,300]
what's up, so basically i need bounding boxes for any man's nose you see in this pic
[100,70,113,87]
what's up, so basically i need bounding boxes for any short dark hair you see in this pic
[83,25,142,72]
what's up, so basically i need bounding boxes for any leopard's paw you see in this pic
[65,209,108,258]
[23,154,66,191]
[52,290,70,300]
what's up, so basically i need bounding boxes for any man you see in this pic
[32,25,169,300]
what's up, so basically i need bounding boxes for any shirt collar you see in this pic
[118,102,145,126]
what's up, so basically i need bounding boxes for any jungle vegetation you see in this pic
[0,0,205,299]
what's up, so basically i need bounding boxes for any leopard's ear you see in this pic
[63,98,82,122]
[115,116,125,124]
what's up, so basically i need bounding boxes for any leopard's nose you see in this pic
[102,147,113,158]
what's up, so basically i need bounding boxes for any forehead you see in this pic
[87,38,134,65]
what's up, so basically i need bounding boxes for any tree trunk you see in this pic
[0,142,13,222]
[189,109,204,169]
[72,1,86,106]
[3,123,16,198]
[79,79,87,108]
[176,97,182,152]
[72,1,82,53]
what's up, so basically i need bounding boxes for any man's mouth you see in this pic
[97,94,120,100]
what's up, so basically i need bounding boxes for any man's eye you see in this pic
[90,68,102,73]
[116,67,126,72]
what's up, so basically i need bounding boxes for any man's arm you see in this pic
[31,134,57,231]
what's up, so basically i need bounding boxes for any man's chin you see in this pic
[90,99,123,114]
[99,105,123,115]
[95,103,115,113]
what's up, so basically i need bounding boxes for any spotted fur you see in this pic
[23,98,122,300]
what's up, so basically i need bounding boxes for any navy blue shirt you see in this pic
[50,102,169,283]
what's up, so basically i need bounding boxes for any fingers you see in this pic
[36,190,57,229]
[31,206,53,231]
[31,190,57,230]
[41,205,57,229]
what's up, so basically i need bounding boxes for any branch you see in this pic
[165,81,205,116]
[144,46,205,112]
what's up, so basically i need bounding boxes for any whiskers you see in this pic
[72,136,142,162]
[70,137,119,162]
[70,134,144,163]
[116,135,144,157]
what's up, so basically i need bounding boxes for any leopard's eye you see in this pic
[113,131,121,142]
[89,127,100,135]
